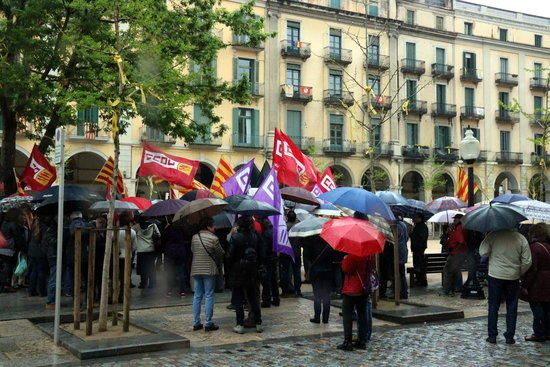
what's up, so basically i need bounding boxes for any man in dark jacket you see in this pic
[410,214,429,286]
[43,216,58,309]
[259,218,280,308]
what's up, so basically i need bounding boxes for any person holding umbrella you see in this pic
[410,214,429,286]
[442,214,467,296]
[258,217,280,308]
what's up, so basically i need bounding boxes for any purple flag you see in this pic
[222,159,254,196]
[253,168,294,259]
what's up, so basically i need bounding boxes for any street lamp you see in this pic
[459,129,481,207]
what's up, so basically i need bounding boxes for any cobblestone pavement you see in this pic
[78,313,549,367]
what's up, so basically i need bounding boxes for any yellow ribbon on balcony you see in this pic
[401,99,409,115]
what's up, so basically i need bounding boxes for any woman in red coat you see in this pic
[338,254,372,351]
[522,223,550,342]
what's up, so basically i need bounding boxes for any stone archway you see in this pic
[432,173,454,200]
[401,171,425,201]
[195,162,215,187]
[65,152,106,189]
[528,173,548,202]
[330,164,353,187]
[493,172,519,198]
[361,166,391,192]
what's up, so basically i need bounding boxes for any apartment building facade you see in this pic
[6,0,549,201]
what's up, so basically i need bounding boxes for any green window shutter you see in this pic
[91,106,99,124]
[471,53,476,69]
[254,60,260,93]
[233,58,238,82]
[252,109,260,144]
[232,108,239,135]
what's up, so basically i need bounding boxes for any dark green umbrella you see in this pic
[461,203,527,233]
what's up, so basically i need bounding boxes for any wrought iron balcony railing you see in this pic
[280,40,311,60]
[496,152,523,164]
[402,145,430,161]
[323,47,352,66]
[431,103,457,118]
[280,85,313,104]
[401,58,426,75]
[431,63,455,80]
[495,72,518,87]
[232,133,262,149]
[365,54,390,71]
[530,77,549,91]
[460,68,482,83]
[323,139,357,155]
[495,109,520,124]
[460,106,485,120]
[323,89,354,107]
[433,147,459,163]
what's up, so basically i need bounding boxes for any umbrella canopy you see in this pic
[142,199,188,217]
[427,210,463,224]
[89,200,139,212]
[511,200,550,222]
[0,195,34,212]
[289,216,331,238]
[391,199,434,220]
[224,195,250,211]
[320,217,385,257]
[180,189,215,201]
[491,193,530,204]
[374,191,408,206]
[366,215,395,243]
[319,187,395,221]
[461,203,528,233]
[173,198,227,223]
[213,212,235,229]
[295,208,314,222]
[224,197,280,217]
[32,184,103,203]
[312,202,346,218]
[121,197,152,210]
[425,196,467,212]
[280,187,320,206]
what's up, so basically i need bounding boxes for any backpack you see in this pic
[239,233,259,278]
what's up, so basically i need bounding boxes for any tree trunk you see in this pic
[38,109,62,154]
[1,104,18,195]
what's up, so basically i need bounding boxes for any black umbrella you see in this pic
[225,195,250,211]
[224,197,281,216]
[213,212,235,229]
[32,184,104,203]
[461,203,527,233]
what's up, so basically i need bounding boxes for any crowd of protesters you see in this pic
[0,203,549,350]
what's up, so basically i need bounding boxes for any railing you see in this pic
[371,144,392,158]
[188,135,222,147]
[460,106,485,120]
[477,150,489,162]
[251,82,264,97]
[280,40,311,60]
[288,136,315,151]
[460,68,482,83]
[68,123,110,141]
[495,109,520,124]
[280,85,313,103]
[323,89,354,107]
[232,34,264,50]
[140,127,176,144]
[365,54,390,71]
[402,146,430,160]
[531,152,549,165]
[402,99,427,115]
[323,47,353,65]
[495,72,518,86]
[431,103,457,118]
[530,77,549,91]
[530,113,548,126]
[431,63,455,80]
[364,95,392,110]
[496,152,523,164]
[232,133,262,149]
[433,147,459,163]
[400,59,426,75]
[322,139,356,155]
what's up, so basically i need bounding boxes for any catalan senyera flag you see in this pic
[456,166,479,203]
[14,169,28,196]
[19,145,57,191]
[210,156,235,198]
[95,157,126,198]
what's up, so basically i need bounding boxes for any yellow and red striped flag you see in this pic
[13,169,28,196]
[210,156,235,198]
[95,156,126,198]
[456,166,479,203]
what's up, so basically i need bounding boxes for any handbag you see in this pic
[14,253,28,277]
[198,233,225,290]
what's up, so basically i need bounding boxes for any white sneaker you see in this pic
[256,324,263,333]
[233,325,245,334]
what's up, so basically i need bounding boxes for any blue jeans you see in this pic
[487,276,520,340]
[366,297,373,341]
[529,302,550,338]
[62,263,73,295]
[192,275,216,327]
[47,260,57,305]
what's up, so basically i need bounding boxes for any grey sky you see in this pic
[468,0,550,18]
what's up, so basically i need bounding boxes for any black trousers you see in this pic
[233,283,262,326]
[261,259,280,304]
[311,272,332,322]
[412,249,427,284]
[342,294,368,342]
[137,252,156,288]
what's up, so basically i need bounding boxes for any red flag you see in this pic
[272,129,318,189]
[318,167,337,193]
[299,86,312,95]
[20,145,57,191]
[138,143,199,188]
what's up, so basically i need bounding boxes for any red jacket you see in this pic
[522,241,550,303]
[447,224,467,255]
[341,255,368,296]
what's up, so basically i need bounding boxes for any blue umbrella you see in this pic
[491,193,530,204]
[374,191,409,206]
[461,203,527,233]
[319,187,395,221]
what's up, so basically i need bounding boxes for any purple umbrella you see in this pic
[142,199,188,217]
[425,196,467,213]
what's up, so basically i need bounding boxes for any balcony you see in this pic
[68,123,110,141]
[460,68,482,83]
[365,54,390,71]
[364,95,392,111]
[433,147,459,163]
[370,144,392,158]
[188,135,222,149]
[288,136,316,152]
[280,85,313,104]
[477,150,489,162]
[280,40,311,60]
[530,113,548,126]
[322,139,356,156]
[495,109,520,124]
[323,47,352,66]
[496,152,523,165]
[232,133,262,149]
[400,59,426,75]
[460,106,485,120]
[232,34,264,52]
[530,77,549,91]
[531,152,549,165]
[140,127,176,144]
[323,89,354,107]
[402,146,430,161]
[431,63,455,80]
[431,103,457,118]
[402,99,428,116]
[250,82,264,98]
[495,72,518,87]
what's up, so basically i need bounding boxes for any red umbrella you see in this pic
[121,197,152,210]
[320,217,385,257]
